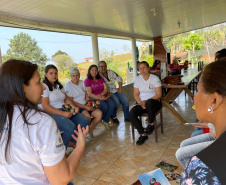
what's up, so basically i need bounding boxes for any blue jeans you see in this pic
[175,133,215,168]
[111,92,130,119]
[51,108,90,148]
[94,97,115,123]
[191,127,204,137]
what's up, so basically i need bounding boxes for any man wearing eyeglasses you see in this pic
[98,61,130,124]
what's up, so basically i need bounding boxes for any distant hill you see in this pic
[77,53,133,82]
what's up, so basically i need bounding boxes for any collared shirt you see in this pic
[100,70,122,93]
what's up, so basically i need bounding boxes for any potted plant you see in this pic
[169,56,183,75]
[183,60,191,70]
[169,57,191,75]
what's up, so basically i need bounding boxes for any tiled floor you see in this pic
[69,93,197,185]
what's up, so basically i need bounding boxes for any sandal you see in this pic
[101,121,110,130]
[86,134,95,139]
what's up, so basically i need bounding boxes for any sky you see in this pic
[0,26,147,64]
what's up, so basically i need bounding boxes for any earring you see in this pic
[208,106,213,114]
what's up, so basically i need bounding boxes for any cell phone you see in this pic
[184,123,196,125]
[174,82,185,85]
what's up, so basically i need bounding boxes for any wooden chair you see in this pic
[131,105,163,142]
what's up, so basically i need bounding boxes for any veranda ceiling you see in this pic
[0,0,225,40]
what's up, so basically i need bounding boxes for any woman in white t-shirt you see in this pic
[130,61,162,145]
[65,68,102,138]
[41,65,90,148]
[0,59,88,185]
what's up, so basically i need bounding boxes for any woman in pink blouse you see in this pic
[84,65,116,129]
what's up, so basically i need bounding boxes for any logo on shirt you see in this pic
[149,83,154,89]
[56,136,64,148]
[59,137,62,143]
[56,143,64,148]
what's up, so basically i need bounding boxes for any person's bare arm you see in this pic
[100,83,108,96]
[150,86,162,100]
[134,87,146,109]
[68,96,93,111]
[42,97,72,118]
[43,125,88,185]
[67,96,87,109]
[86,86,100,99]
[85,91,90,101]
[118,82,123,93]
[134,87,141,104]
[192,122,208,128]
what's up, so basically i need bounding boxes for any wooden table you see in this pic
[162,69,201,124]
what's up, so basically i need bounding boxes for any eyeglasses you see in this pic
[100,66,107,68]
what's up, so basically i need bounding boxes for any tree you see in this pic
[144,55,154,67]
[3,32,48,78]
[52,54,74,73]
[122,44,131,53]
[164,33,188,54]
[138,42,147,61]
[51,50,76,73]
[99,49,113,64]
[183,33,204,65]
[183,33,204,51]
[3,32,48,65]
[52,50,68,58]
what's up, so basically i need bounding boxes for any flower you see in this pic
[186,178,193,185]
[169,56,183,70]
[169,56,191,70]
[183,60,191,70]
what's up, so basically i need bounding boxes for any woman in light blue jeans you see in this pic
[111,92,130,121]
[175,133,215,168]
[98,61,130,122]
[51,108,89,148]
[41,65,89,149]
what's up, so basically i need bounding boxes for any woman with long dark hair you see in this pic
[84,64,116,129]
[41,64,89,148]
[150,60,161,70]
[0,59,88,185]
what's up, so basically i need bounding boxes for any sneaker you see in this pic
[145,125,154,135]
[136,135,148,145]
[124,118,131,122]
[112,118,119,124]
